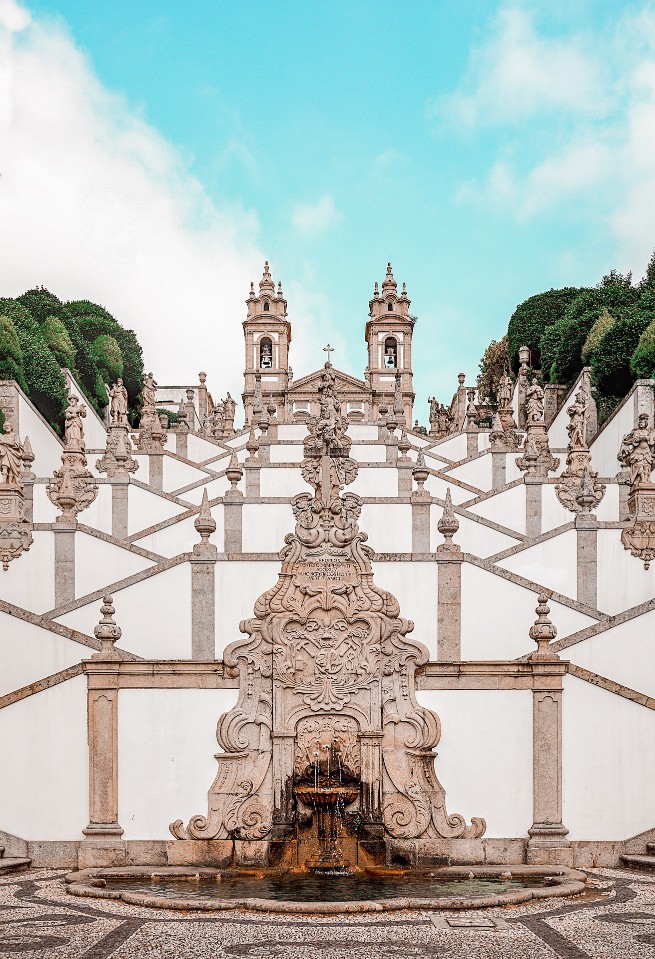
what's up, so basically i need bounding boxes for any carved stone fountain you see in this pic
[170,361,485,867]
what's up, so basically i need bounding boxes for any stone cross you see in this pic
[323,343,334,365]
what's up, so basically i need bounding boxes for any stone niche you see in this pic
[170,364,485,867]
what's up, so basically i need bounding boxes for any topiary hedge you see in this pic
[507,287,582,372]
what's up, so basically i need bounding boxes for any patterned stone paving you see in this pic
[0,868,654,958]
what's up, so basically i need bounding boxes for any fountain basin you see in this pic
[294,785,360,807]
[65,865,587,914]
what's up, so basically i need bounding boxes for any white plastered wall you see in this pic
[373,561,437,657]
[118,688,239,840]
[269,444,304,464]
[17,392,62,477]
[431,509,520,557]
[361,505,412,553]
[349,467,399,498]
[563,675,655,840]
[0,614,85,697]
[0,676,88,839]
[596,529,655,614]
[0,531,55,613]
[567,610,655,699]
[57,562,192,659]
[242,503,291,553]
[163,456,212,494]
[215,560,280,657]
[136,506,225,557]
[460,563,596,659]
[444,454,492,492]
[466,484,526,536]
[74,532,153,598]
[419,689,533,837]
[496,529,579,599]
[128,485,186,536]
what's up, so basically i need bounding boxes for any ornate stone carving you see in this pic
[48,396,99,519]
[516,383,559,478]
[91,595,122,660]
[170,362,485,847]
[0,418,33,570]
[555,388,605,513]
[619,413,655,568]
[97,381,139,477]
[490,367,520,451]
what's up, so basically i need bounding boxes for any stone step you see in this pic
[0,846,4,858]
[621,854,655,871]
[646,843,655,855]
[0,858,31,876]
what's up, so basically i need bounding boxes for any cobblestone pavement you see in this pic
[1,868,655,958]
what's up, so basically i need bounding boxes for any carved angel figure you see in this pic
[619,413,655,488]
[566,391,588,449]
[64,395,86,451]
[0,420,23,486]
[109,378,129,425]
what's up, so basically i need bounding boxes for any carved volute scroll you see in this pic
[170,361,485,846]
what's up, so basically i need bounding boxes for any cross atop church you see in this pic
[323,343,334,365]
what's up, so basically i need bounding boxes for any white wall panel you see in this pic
[0,531,55,612]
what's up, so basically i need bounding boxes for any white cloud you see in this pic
[444,3,655,274]
[291,195,342,235]
[435,7,605,129]
[0,3,268,417]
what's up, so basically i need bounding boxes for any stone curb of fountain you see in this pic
[64,865,588,915]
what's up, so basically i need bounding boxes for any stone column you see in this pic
[436,489,463,661]
[224,452,243,553]
[525,478,542,538]
[244,426,261,498]
[110,476,129,539]
[466,429,478,458]
[20,437,35,522]
[411,453,431,553]
[191,490,217,660]
[81,596,125,868]
[527,595,571,865]
[53,518,76,605]
[197,372,208,423]
[576,511,598,609]
[359,731,384,827]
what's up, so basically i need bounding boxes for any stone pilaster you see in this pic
[20,436,35,523]
[491,450,506,489]
[197,372,208,422]
[436,489,462,661]
[148,452,163,490]
[191,490,217,660]
[175,426,188,458]
[245,426,261,496]
[525,478,542,538]
[81,597,125,868]
[411,452,430,553]
[576,513,598,608]
[224,452,243,553]
[53,519,76,605]
[110,477,129,540]
[527,596,571,865]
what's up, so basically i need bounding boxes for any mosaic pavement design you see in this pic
[1,867,655,957]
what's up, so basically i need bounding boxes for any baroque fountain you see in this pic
[66,362,586,910]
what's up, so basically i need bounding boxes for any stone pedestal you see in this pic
[83,681,124,860]
[466,429,478,458]
[411,493,431,553]
[397,462,413,497]
[622,483,655,569]
[175,428,188,458]
[245,462,261,497]
[491,450,506,489]
[149,453,163,491]
[224,493,243,553]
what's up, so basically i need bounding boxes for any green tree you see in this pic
[477,335,510,406]
[591,311,651,400]
[640,249,655,291]
[507,287,582,372]
[91,334,124,381]
[0,315,27,391]
[631,319,655,379]
[41,316,76,368]
[581,308,615,365]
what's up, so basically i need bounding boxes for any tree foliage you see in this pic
[0,288,145,432]
[630,318,655,380]
[477,335,509,406]
[581,308,615,365]
[507,288,581,372]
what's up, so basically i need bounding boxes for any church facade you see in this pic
[1,265,655,874]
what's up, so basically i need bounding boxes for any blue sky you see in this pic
[2,0,655,418]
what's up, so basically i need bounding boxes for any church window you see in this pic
[384,337,397,368]
[387,301,393,311]
[263,301,270,312]
[260,336,273,369]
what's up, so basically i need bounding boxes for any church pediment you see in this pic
[288,366,368,395]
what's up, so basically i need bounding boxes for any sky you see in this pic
[2,0,655,422]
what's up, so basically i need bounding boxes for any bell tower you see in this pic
[242,262,291,425]
[365,263,415,427]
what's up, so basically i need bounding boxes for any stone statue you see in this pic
[211,401,224,438]
[223,393,236,435]
[566,391,588,450]
[109,378,129,426]
[142,372,157,409]
[619,413,655,489]
[64,395,86,452]
[497,369,513,410]
[525,382,545,424]
[0,420,24,486]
